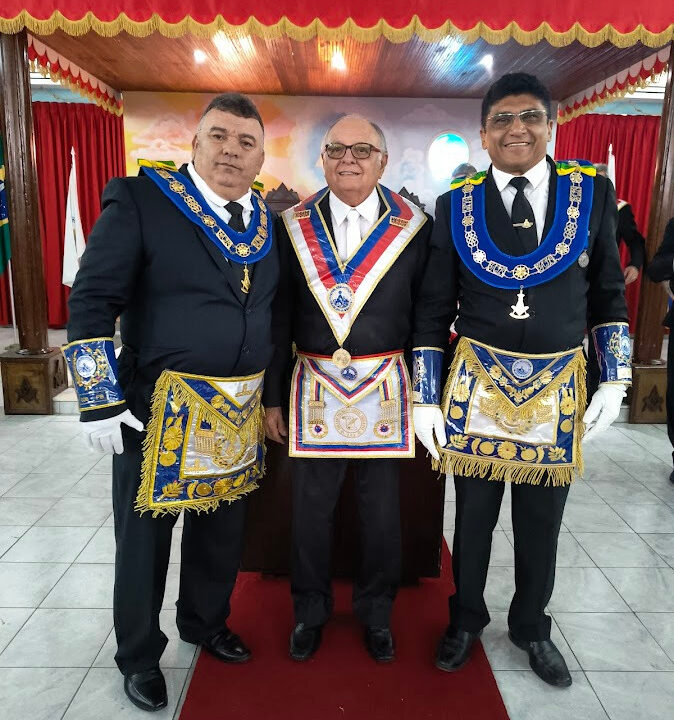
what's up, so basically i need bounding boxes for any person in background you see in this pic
[646,217,674,484]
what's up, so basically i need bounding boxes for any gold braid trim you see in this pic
[0,13,672,48]
[431,340,587,487]
[136,371,265,518]
[29,59,122,116]
[557,63,668,124]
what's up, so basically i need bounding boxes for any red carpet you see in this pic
[179,545,509,720]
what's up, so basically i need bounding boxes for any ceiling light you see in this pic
[331,49,347,71]
[193,49,207,64]
[480,54,494,72]
[213,31,237,60]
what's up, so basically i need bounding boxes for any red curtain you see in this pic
[555,113,661,329]
[0,103,125,327]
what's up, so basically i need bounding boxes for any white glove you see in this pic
[82,409,144,454]
[582,383,626,443]
[413,405,447,461]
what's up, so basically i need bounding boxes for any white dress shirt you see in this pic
[491,157,550,244]
[329,189,381,261]
[187,162,253,230]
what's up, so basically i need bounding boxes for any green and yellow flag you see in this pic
[0,136,11,276]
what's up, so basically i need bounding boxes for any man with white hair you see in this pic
[264,114,452,663]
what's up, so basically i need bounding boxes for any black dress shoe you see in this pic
[509,631,572,687]
[123,668,168,712]
[364,627,395,663]
[435,627,481,672]
[201,627,251,663]
[289,622,322,661]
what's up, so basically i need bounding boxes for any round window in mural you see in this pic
[428,132,470,182]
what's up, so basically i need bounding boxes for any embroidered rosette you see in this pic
[136,369,265,516]
[450,160,595,289]
[436,338,587,486]
[289,351,413,458]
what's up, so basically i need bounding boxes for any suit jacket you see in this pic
[431,156,628,354]
[67,165,279,423]
[645,217,674,328]
[617,201,646,269]
[263,190,453,407]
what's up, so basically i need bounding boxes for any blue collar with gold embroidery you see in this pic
[450,160,595,289]
[143,165,272,265]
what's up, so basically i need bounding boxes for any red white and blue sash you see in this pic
[282,185,427,345]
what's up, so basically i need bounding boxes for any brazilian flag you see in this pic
[0,136,10,276]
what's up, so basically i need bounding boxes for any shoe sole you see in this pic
[289,649,317,662]
[508,632,572,688]
[435,658,468,673]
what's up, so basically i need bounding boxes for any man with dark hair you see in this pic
[64,92,278,711]
[451,163,478,182]
[264,114,451,664]
[422,73,630,687]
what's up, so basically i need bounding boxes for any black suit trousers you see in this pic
[290,456,401,629]
[450,473,569,641]
[112,426,247,674]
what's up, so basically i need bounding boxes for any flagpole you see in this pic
[6,257,18,346]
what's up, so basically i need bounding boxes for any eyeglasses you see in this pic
[324,142,382,160]
[486,110,548,130]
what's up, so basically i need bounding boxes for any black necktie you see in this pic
[225,201,249,296]
[509,177,538,255]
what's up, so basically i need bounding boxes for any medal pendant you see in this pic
[509,287,530,320]
[332,348,352,369]
[241,263,251,294]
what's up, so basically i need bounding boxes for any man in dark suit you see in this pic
[263,114,451,664]
[425,74,630,688]
[65,93,278,711]
[586,164,646,396]
[646,217,674,483]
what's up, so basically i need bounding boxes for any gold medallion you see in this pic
[332,348,352,369]
[334,406,368,438]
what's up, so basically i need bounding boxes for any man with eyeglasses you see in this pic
[65,93,278,711]
[416,73,630,687]
[264,114,452,663]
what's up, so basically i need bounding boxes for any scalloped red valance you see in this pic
[1,3,673,47]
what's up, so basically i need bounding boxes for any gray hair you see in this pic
[321,114,388,155]
[594,163,609,175]
[451,163,478,181]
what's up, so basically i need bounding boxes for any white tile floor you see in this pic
[0,328,673,719]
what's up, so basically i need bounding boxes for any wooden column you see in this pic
[630,45,673,422]
[634,48,674,362]
[0,31,67,413]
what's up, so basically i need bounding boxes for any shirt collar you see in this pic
[492,156,550,193]
[329,187,380,226]
[187,162,253,211]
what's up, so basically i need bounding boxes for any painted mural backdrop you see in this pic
[124,93,557,213]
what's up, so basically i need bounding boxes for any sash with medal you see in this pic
[282,185,426,454]
[142,164,273,293]
[450,160,595,319]
[290,351,414,457]
[436,337,586,486]
[136,369,265,516]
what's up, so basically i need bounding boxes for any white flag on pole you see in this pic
[607,143,617,189]
[62,146,86,287]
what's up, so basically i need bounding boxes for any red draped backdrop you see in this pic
[0,102,125,327]
[555,113,661,329]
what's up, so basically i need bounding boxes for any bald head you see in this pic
[321,115,389,207]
